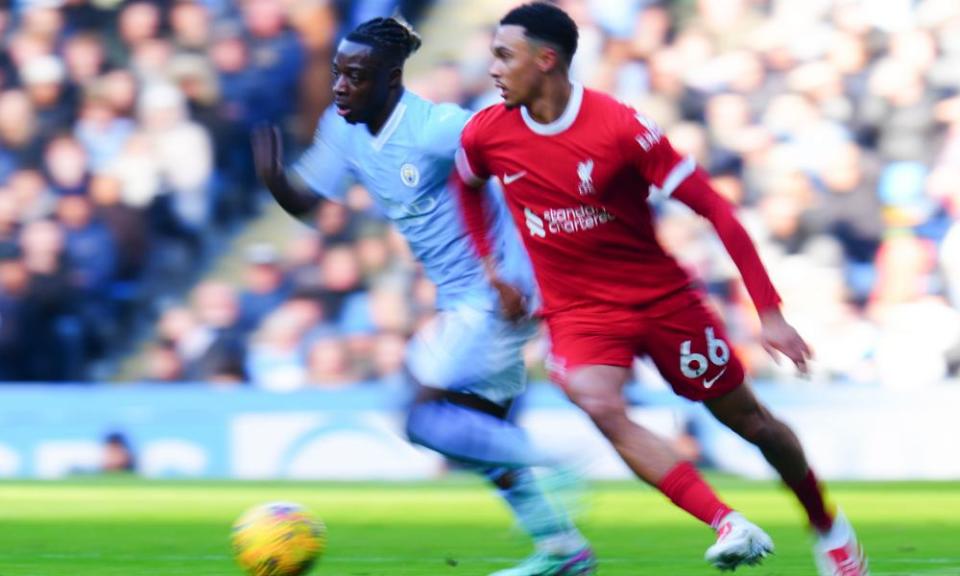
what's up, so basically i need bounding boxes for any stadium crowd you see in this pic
[0,0,428,381]
[0,0,958,388]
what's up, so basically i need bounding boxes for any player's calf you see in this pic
[485,467,588,558]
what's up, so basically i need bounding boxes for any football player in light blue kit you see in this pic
[251,17,595,576]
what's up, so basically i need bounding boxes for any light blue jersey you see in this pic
[292,90,533,311]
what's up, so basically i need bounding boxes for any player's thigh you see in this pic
[471,314,539,402]
[643,295,746,402]
[564,364,633,417]
[406,304,532,397]
[546,311,635,397]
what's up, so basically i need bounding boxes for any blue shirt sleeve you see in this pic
[290,107,353,202]
[421,102,470,158]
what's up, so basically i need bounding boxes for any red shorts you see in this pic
[545,290,745,401]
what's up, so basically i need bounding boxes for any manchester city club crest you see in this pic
[400,163,420,187]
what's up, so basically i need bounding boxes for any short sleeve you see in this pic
[290,106,353,202]
[455,112,491,187]
[619,105,696,198]
[422,102,471,158]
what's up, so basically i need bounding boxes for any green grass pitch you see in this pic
[0,477,957,575]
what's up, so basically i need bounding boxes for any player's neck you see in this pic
[366,88,405,135]
[524,78,572,125]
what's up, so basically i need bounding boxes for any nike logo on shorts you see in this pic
[703,367,727,389]
[503,171,527,185]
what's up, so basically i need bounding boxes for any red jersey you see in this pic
[456,84,780,317]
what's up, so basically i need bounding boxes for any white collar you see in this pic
[370,97,408,151]
[520,82,583,136]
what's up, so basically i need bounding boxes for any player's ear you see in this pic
[388,65,403,88]
[535,45,560,73]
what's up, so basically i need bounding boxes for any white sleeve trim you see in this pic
[652,154,696,198]
[455,147,485,187]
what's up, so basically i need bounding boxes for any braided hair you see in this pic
[346,17,422,65]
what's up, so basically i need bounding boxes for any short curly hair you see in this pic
[500,2,579,66]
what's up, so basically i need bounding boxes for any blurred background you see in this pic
[0,0,958,481]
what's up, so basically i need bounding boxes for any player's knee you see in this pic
[567,390,627,429]
[403,409,421,444]
[404,402,435,447]
[485,468,520,490]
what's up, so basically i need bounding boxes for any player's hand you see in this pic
[491,278,527,322]
[759,308,812,374]
[251,124,284,183]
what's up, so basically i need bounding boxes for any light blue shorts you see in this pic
[405,301,538,404]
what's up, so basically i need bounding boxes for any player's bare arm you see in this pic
[251,124,321,219]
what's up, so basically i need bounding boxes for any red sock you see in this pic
[787,468,834,533]
[658,462,732,529]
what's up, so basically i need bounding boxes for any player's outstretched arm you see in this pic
[671,171,812,373]
[251,125,322,220]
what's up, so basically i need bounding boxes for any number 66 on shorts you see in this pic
[545,291,747,402]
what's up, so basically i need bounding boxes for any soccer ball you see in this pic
[232,501,326,576]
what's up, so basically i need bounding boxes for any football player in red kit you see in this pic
[454,3,868,575]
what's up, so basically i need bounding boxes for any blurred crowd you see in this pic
[590,0,960,389]
[445,0,960,390]
[1,0,958,389]
[581,0,960,389]
[0,0,432,381]
[149,0,960,390]
[147,213,420,388]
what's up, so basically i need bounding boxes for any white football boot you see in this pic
[814,509,869,576]
[705,511,774,571]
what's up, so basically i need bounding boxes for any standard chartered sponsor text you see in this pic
[542,205,615,234]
